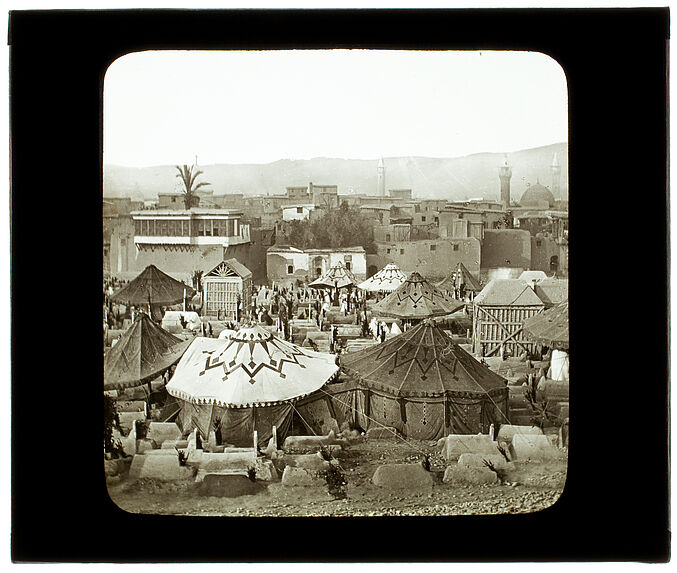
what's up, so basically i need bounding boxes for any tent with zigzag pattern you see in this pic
[166,324,341,446]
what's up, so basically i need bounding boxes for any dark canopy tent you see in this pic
[110,264,195,307]
[436,262,483,293]
[371,271,464,319]
[523,300,569,350]
[336,320,509,439]
[103,313,192,391]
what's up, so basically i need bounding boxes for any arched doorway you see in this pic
[549,255,559,272]
[313,256,325,277]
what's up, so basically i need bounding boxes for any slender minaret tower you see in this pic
[377,157,386,197]
[499,154,512,208]
[551,152,561,201]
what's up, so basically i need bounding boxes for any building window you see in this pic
[287,265,294,275]
[297,207,303,214]
[453,244,459,251]
[171,197,176,203]
[430,244,436,251]
[400,249,404,255]
[536,240,542,247]
[458,213,464,219]
[386,249,391,254]
[421,216,426,222]
[345,262,351,271]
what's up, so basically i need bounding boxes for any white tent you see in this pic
[166,324,338,407]
[357,263,407,293]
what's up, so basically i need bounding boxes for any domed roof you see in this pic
[520,181,555,208]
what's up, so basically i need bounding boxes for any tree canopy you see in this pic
[175,164,211,209]
[279,201,375,252]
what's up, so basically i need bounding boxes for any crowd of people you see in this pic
[105,275,411,351]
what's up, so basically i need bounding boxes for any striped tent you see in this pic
[357,262,407,293]
[308,261,357,289]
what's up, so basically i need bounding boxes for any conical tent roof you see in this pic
[309,261,357,289]
[523,300,569,349]
[104,313,192,390]
[437,263,483,293]
[357,263,407,293]
[110,265,195,306]
[371,272,464,319]
[340,320,507,398]
[166,324,339,407]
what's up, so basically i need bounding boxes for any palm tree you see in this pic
[175,164,211,209]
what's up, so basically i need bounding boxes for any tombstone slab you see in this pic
[457,453,515,471]
[147,422,182,446]
[439,435,498,461]
[284,453,331,471]
[443,465,499,485]
[372,463,433,489]
[509,434,561,461]
[135,439,154,454]
[199,474,265,497]
[365,426,399,440]
[200,452,257,473]
[128,454,194,481]
[118,411,146,434]
[161,440,189,449]
[496,425,544,444]
[281,466,324,486]
[254,459,278,481]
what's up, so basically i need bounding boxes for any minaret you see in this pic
[377,157,386,197]
[551,152,561,201]
[499,154,512,208]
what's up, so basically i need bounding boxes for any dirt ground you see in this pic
[107,437,567,517]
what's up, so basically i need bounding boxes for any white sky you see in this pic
[104,49,567,167]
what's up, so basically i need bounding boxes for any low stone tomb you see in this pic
[438,434,498,462]
[509,434,561,461]
[254,459,278,481]
[284,453,333,472]
[118,411,146,433]
[496,424,544,444]
[371,463,434,489]
[199,474,265,497]
[282,432,347,453]
[146,422,182,446]
[128,454,194,481]
[442,465,499,485]
[161,440,189,449]
[281,466,324,487]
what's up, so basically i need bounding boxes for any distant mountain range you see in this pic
[103,142,568,203]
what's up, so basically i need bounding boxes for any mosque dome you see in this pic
[519,180,556,208]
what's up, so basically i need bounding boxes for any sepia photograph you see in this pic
[102,49,570,517]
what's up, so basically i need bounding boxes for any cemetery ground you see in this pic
[106,433,567,517]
